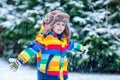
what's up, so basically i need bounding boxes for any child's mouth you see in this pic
[58,29,62,31]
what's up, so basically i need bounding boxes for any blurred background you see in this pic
[0,0,120,80]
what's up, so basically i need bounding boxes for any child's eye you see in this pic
[56,23,60,25]
[55,22,65,27]
[62,24,65,26]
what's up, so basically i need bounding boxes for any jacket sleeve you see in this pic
[18,34,44,63]
[67,40,85,54]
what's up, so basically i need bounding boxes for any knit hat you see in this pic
[42,10,70,35]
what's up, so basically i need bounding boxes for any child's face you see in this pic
[53,22,66,34]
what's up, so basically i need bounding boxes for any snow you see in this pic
[96,28,107,34]
[18,5,27,9]
[28,17,35,23]
[0,58,120,80]
[6,15,16,20]
[88,31,98,37]
[0,21,14,28]
[24,9,41,16]
[69,25,79,37]
[0,58,37,80]
[90,12,104,22]
[33,6,43,11]
[0,1,120,79]
[103,0,112,5]
[68,1,84,8]
[0,8,9,17]
[110,29,120,35]
[34,20,42,28]
[45,2,60,10]
[113,23,120,28]
[93,0,103,6]
[0,0,43,29]
[73,16,86,25]
[109,12,118,20]
[86,11,110,23]
[16,19,22,25]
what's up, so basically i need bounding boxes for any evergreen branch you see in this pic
[105,4,120,42]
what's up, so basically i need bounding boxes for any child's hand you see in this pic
[73,43,88,55]
[9,58,21,71]
[82,47,88,55]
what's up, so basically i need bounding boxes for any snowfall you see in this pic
[0,58,120,80]
[0,0,120,80]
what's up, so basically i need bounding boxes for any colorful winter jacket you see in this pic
[18,32,85,80]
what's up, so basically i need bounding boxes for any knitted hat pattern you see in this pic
[43,10,70,35]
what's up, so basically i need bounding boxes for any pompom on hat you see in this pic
[41,10,70,35]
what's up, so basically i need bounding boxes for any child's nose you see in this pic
[59,24,63,28]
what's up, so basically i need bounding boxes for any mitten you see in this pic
[9,58,22,71]
[73,43,88,55]
[82,47,88,55]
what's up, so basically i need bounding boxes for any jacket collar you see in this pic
[48,32,63,40]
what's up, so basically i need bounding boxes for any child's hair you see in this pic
[42,10,71,39]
